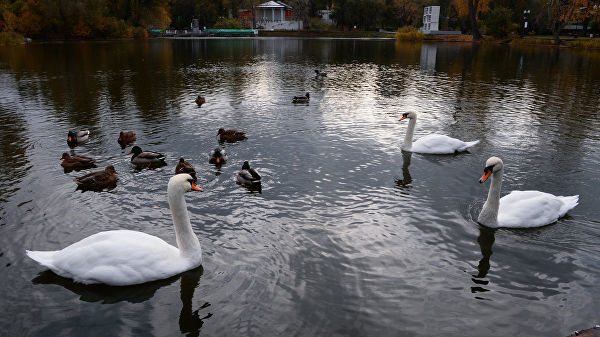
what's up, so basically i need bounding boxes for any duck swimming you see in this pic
[209,148,228,165]
[315,70,327,77]
[117,131,137,146]
[217,128,246,142]
[26,174,203,286]
[236,161,261,185]
[128,146,166,167]
[292,93,310,104]
[399,111,479,154]
[73,165,118,191]
[67,130,89,147]
[477,157,579,228]
[195,96,206,106]
[175,158,197,180]
[60,153,96,171]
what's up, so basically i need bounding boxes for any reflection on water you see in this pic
[1,39,600,337]
[395,150,412,189]
[471,226,495,296]
[33,267,211,336]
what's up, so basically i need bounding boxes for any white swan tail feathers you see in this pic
[459,140,480,151]
[26,250,58,269]
[558,195,579,217]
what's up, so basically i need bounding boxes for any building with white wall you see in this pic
[421,6,440,33]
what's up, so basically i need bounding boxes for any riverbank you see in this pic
[258,30,396,38]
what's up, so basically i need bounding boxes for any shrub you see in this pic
[395,26,424,41]
[485,7,515,38]
[0,31,24,45]
[133,27,148,39]
[213,17,243,29]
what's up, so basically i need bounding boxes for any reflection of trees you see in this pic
[0,105,29,219]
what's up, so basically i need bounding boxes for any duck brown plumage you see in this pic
[217,128,246,142]
[195,96,206,106]
[74,165,118,190]
[61,153,97,171]
[292,93,310,103]
[175,158,197,179]
[117,131,137,146]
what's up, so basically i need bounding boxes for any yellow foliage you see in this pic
[395,26,424,41]
[2,10,17,31]
[452,0,490,18]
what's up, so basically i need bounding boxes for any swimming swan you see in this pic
[399,111,479,154]
[26,174,204,286]
[477,157,579,228]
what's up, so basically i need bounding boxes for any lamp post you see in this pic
[522,9,530,37]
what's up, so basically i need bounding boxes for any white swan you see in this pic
[477,157,579,228]
[399,111,479,154]
[26,174,204,286]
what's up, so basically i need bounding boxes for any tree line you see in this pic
[0,0,598,40]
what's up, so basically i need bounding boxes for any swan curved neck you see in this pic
[168,188,201,257]
[478,169,503,226]
[403,117,417,149]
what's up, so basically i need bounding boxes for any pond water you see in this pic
[1,38,599,336]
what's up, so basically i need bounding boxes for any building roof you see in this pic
[258,1,292,9]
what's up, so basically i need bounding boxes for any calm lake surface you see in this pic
[1,38,599,336]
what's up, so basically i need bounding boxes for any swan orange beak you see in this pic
[479,170,492,183]
[191,182,203,191]
[399,116,407,121]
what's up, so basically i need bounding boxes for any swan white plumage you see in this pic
[26,174,204,286]
[477,157,579,228]
[399,111,479,154]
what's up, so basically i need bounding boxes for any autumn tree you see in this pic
[547,0,599,43]
[452,0,490,39]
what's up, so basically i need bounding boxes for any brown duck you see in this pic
[217,128,246,142]
[175,158,197,180]
[117,131,137,146]
[61,153,96,171]
[195,96,206,106]
[74,165,118,190]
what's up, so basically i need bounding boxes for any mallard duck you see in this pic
[315,70,327,77]
[128,146,166,167]
[195,96,206,106]
[117,131,137,146]
[292,93,309,103]
[217,128,246,142]
[236,161,261,185]
[175,158,197,179]
[67,130,89,147]
[26,174,203,286]
[209,148,228,165]
[60,153,96,171]
[74,165,118,191]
